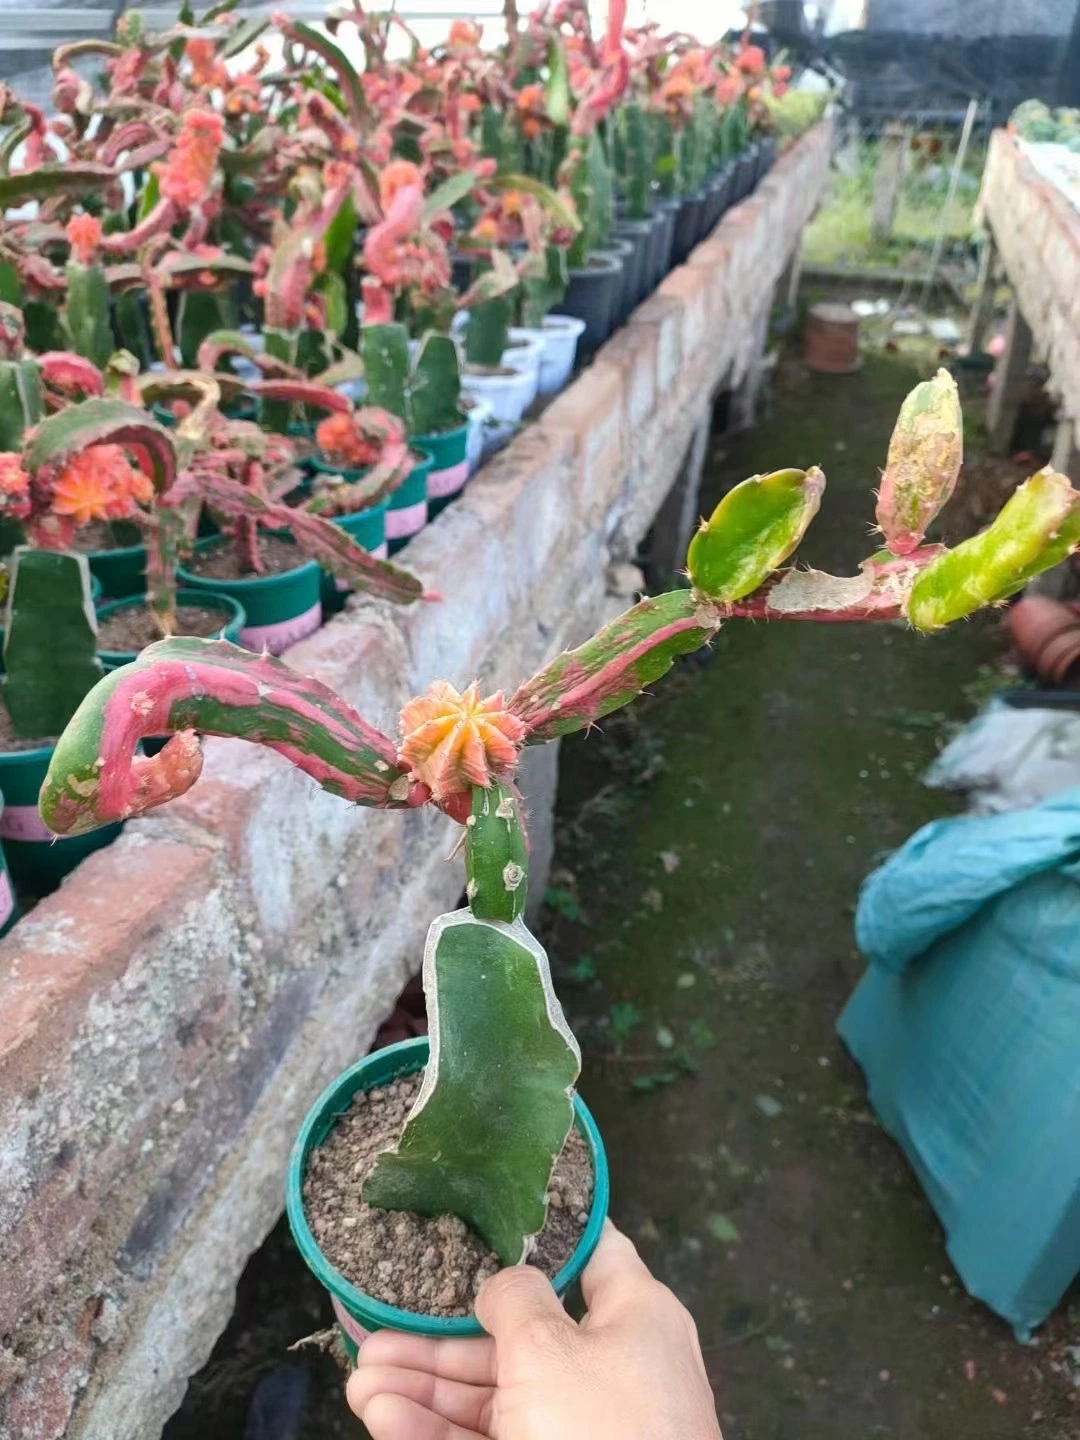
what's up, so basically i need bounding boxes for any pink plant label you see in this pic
[336,542,389,591]
[331,1295,372,1349]
[385,500,428,540]
[0,869,13,926]
[239,601,322,656]
[427,460,469,500]
[0,805,56,843]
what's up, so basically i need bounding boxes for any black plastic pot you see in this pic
[734,141,761,204]
[758,135,778,180]
[671,190,707,268]
[602,237,635,329]
[710,165,736,232]
[551,252,624,360]
[650,199,679,288]
[613,218,652,314]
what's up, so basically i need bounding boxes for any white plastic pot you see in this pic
[460,394,494,475]
[501,330,545,408]
[536,315,587,396]
[461,366,535,455]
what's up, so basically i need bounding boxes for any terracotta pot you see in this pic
[1006,595,1080,686]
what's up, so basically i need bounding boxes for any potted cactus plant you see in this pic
[36,372,1080,1338]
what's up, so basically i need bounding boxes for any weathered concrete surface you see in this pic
[0,119,832,1440]
[979,130,1080,434]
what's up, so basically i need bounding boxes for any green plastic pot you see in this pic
[0,743,120,895]
[410,419,469,518]
[85,521,147,599]
[316,497,389,614]
[95,588,246,670]
[0,787,20,937]
[386,449,432,555]
[286,1036,610,1355]
[177,536,322,656]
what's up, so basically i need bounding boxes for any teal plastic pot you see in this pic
[85,522,147,599]
[177,537,322,656]
[286,1036,610,1354]
[0,743,120,895]
[410,419,469,518]
[318,500,389,614]
[0,787,20,937]
[95,588,246,670]
[386,449,431,555]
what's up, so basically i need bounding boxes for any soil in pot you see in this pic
[0,706,53,752]
[96,601,233,652]
[304,1071,594,1318]
[185,533,307,580]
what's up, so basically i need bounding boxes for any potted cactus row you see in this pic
[36,372,1080,1337]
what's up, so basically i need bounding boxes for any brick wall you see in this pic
[0,119,833,1440]
[979,131,1080,433]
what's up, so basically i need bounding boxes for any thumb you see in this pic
[475,1264,573,1348]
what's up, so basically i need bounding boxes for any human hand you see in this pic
[346,1219,722,1440]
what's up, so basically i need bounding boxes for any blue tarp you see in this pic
[838,789,1080,1339]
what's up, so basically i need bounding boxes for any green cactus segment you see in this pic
[360,322,411,423]
[410,333,462,437]
[687,467,825,603]
[0,359,43,451]
[261,329,299,431]
[27,398,176,495]
[421,169,479,225]
[465,782,529,923]
[4,548,102,740]
[622,102,653,219]
[38,636,418,836]
[520,246,568,328]
[876,369,963,556]
[0,164,115,208]
[280,19,368,127]
[465,293,513,368]
[905,467,1080,632]
[65,260,113,371]
[511,588,717,743]
[363,909,580,1265]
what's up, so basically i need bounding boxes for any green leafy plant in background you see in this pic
[40,379,1070,1271]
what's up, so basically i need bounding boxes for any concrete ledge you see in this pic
[0,118,832,1440]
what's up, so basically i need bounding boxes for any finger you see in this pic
[580,1220,656,1317]
[359,1392,487,1440]
[474,1263,574,1346]
[346,1364,493,1433]
[358,1330,497,1386]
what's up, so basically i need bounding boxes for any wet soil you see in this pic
[305,1072,591,1318]
[186,534,308,580]
[96,603,232,653]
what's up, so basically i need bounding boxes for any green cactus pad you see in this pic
[465,782,529,923]
[65,260,113,371]
[3,548,102,740]
[361,323,411,424]
[687,467,825,603]
[465,294,514,368]
[410,333,462,437]
[363,909,580,1265]
[906,467,1080,632]
[0,359,43,451]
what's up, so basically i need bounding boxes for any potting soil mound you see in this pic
[186,534,306,579]
[303,1072,593,1317]
[97,603,232,652]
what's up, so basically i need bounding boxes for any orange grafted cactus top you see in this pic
[399,680,526,800]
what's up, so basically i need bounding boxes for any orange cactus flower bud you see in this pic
[65,212,102,265]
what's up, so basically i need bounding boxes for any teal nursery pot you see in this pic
[410,418,470,518]
[85,521,147,599]
[178,537,322,656]
[95,588,246,670]
[286,1036,610,1356]
[0,788,20,937]
[0,743,120,895]
[386,449,432,554]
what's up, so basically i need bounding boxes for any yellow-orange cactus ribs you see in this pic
[398,680,526,801]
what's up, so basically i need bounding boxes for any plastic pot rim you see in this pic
[286,1035,610,1339]
[178,535,321,590]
